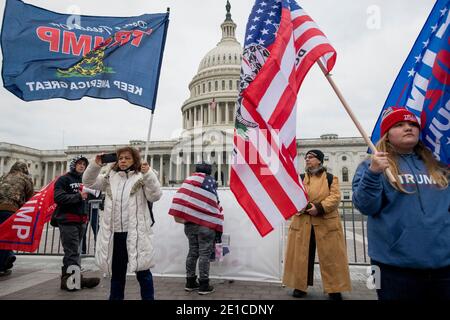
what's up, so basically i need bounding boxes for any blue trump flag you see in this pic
[1,0,169,110]
[371,0,450,165]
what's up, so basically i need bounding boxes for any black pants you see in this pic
[109,232,154,300]
[59,224,86,271]
[306,226,316,287]
[372,260,450,300]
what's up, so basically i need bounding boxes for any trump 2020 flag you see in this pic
[1,0,169,110]
[371,0,450,165]
[231,0,336,236]
[0,178,57,252]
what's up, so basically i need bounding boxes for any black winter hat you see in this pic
[69,155,89,172]
[195,161,212,175]
[305,149,325,163]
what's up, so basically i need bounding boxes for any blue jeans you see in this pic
[109,232,154,300]
[0,210,15,272]
[372,260,450,300]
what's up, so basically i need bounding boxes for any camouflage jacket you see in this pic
[0,171,34,212]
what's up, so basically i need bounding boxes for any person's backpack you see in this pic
[300,172,334,190]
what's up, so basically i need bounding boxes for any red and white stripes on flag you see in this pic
[169,173,224,232]
[230,0,336,237]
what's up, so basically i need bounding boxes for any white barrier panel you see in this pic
[151,188,284,281]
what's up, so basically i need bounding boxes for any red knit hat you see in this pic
[380,107,420,137]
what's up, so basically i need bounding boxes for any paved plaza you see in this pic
[0,255,376,300]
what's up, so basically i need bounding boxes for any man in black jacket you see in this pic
[53,155,100,291]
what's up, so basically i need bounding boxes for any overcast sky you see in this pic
[0,0,435,150]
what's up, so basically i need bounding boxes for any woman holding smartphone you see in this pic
[83,146,162,300]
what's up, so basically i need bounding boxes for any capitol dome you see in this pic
[181,1,242,134]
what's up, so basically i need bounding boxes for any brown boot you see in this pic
[81,274,100,289]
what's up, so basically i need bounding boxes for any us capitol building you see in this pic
[0,6,369,201]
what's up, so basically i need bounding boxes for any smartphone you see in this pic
[100,153,118,164]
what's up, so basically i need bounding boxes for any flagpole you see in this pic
[143,110,155,163]
[316,60,396,183]
[143,7,170,165]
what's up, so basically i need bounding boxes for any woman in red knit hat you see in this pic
[352,107,449,300]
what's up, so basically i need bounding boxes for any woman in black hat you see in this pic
[283,150,351,300]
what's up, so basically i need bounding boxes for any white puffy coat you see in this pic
[82,162,162,274]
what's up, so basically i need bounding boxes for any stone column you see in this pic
[209,104,213,125]
[186,153,191,179]
[216,103,221,124]
[169,156,173,183]
[200,105,204,126]
[225,102,229,124]
[176,157,181,182]
[44,162,49,184]
[193,107,197,128]
[159,155,164,184]
[217,151,222,186]
[150,155,154,169]
[0,157,4,175]
[60,161,64,176]
[52,162,56,180]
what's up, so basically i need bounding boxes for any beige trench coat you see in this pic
[282,170,351,293]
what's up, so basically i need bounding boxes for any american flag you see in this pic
[169,173,224,232]
[230,0,336,236]
[209,97,217,109]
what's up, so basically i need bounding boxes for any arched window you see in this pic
[215,81,218,91]
[229,80,233,90]
[342,167,349,182]
[222,80,225,90]
[208,82,211,92]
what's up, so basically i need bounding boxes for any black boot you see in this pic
[198,279,215,295]
[185,276,200,292]
[328,292,343,301]
[293,289,307,298]
[60,267,78,292]
[4,255,16,270]
[81,274,100,289]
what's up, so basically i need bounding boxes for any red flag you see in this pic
[0,178,57,252]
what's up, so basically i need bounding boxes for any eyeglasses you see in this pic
[304,155,317,160]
